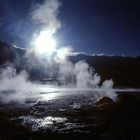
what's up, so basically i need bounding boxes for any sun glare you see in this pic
[32,29,71,61]
[56,47,71,62]
[33,30,57,56]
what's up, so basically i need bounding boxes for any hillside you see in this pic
[70,54,140,88]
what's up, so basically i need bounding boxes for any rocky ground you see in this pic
[0,92,140,140]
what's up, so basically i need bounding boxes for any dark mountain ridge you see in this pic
[0,41,24,65]
[70,54,140,88]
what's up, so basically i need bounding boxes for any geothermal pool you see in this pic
[0,84,140,104]
[0,84,140,139]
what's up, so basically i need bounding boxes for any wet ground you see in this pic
[0,87,140,140]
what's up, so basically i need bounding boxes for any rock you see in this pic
[96,97,113,106]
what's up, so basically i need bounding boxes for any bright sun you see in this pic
[32,29,71,61]
[33,30,57,56]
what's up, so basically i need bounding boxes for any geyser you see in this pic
[0,0,118,104]
[30,0,61,59]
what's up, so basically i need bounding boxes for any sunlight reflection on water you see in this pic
[19,116,67,131]
[1,84,140,104]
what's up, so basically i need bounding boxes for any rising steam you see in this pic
[0,0,117,103]
[31,0,61,32]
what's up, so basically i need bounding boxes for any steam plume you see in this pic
[0,66,39,103]
[31,0,61,33]
[0,0,117,104]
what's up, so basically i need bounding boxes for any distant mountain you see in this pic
[0,41,25,65]
[0,40,140,88]
[70,54,140,88]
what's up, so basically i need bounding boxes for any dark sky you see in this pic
[0,0,140,56]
